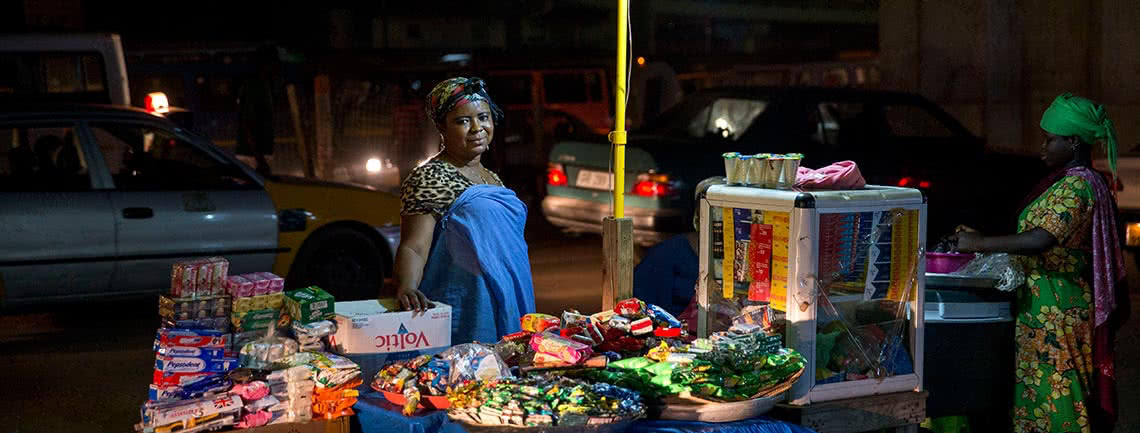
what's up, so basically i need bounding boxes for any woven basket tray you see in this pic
[654,369,804,422]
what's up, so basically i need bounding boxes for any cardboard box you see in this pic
[285,287,335,324]
[328,300,451,354]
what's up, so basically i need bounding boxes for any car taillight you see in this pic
[633,180,671,197]
[898,177,931,189]
[547,163,567,186]
[632,172,673,197]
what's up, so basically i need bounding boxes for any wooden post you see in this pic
[313,74,333,179]
[285,84,313,178]
[602,217,634,311]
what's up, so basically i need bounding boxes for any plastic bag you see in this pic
[438,343,511,385]
[950,253,1025,291]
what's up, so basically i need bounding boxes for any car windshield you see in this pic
[640,94,768,141]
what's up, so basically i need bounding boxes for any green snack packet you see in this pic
[644,362,675,377]
[610,357,652,370]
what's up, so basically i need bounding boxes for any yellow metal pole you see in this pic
[612,0,628,219]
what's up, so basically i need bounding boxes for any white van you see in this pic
[0,33,130,106]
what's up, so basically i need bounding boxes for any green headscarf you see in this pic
[1039,93,1119,178]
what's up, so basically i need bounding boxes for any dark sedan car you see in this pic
[542,87,1042,245]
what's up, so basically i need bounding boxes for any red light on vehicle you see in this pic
[918,180,931,189]
[547,167,568,186]
[145,92,170,114]
[633,181,672,197]
[897,177,913,187]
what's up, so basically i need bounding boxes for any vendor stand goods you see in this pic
[130,180,930,432]
[370,296,807,428]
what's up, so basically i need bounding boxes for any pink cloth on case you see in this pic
[795,160,866,189]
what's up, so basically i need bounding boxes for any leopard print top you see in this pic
[400,159,503,218]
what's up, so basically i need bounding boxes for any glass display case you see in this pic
[697,184,927,404]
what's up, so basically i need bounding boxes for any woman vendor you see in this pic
[953,93,1128,432]
[392,77,536,344]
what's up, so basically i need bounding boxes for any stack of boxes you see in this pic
[226,272,286,347]
[151,257,236,401]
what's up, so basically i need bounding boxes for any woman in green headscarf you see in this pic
[953,93,1127,432]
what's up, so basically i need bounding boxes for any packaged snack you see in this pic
[729,323,764,335]
[254,272,285,294]
[529,333,592,365]
[614,298,646,316]
[225,275,255,298]
[646,304,683,329]
[629,317,654,336]
[608,316,632,332]
[402,385,421,416]
[231,308,280,332]
[561,310,589,327]
[589,310,615,324]
[284,286,336,324]
[520,313,560,333]
[439,343,512,384]
[238,337,299,370]
[653,327,681,338]
[231,381,271,402]
[267,365,312,384]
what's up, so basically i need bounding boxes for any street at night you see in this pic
[4,1,1140,433]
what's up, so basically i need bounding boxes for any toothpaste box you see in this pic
[147,384,183,402]
[153,329,229,350]
[155,356,239,373]
[152,370,216,387]
[285,286,335,324]
[155,346,225,359]
[328,300,451,354]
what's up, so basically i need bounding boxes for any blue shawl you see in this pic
[418,184,536,345]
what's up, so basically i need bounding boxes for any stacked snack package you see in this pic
[226,272,286,347]
[266,366,316,424]
[301,352,362,420]
[148,258,237,404]
[293,320,337,352]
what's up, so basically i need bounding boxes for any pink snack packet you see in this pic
[225,275,255,298]
[243,273,271,296]
[254,272,285,294]
[529,332,593,365]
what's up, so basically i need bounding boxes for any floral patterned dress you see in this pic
[1013,175,1096,433]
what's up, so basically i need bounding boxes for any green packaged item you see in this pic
[285,286,335,324]
[644,361,675,377]
[231,308,281,331]
[609,357,652,370]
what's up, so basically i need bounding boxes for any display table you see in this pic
[353,391,817,433]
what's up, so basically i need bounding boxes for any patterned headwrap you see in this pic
[1039,93,1119,179]
[425,77,504,129]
